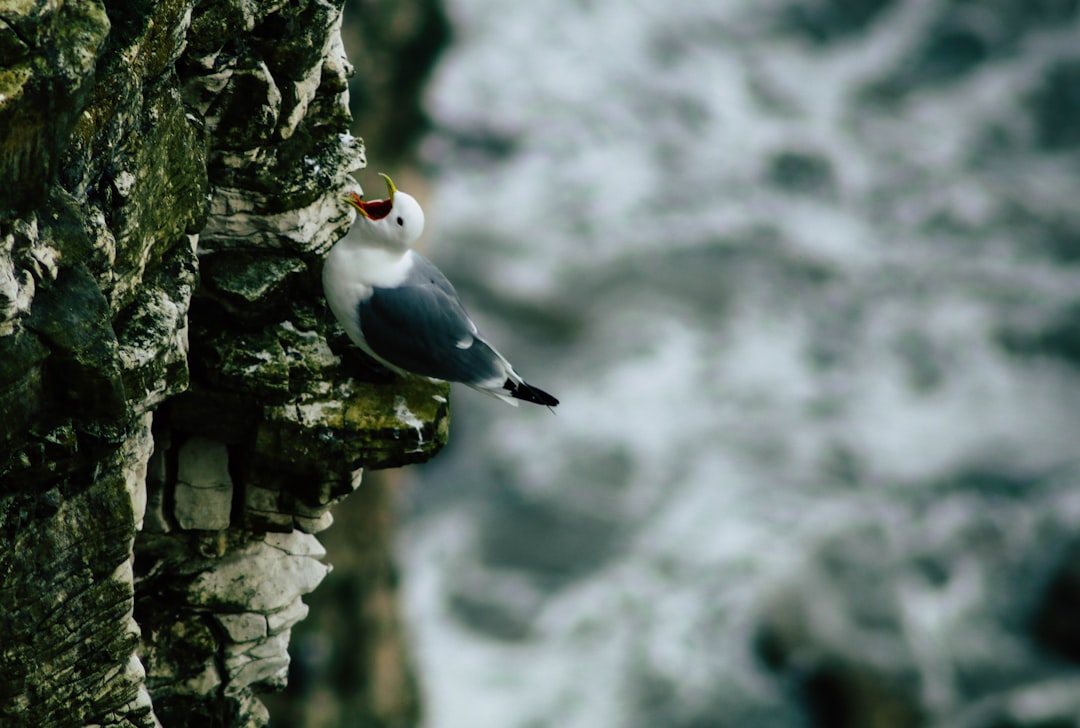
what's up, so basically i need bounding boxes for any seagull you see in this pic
[323,173,558,408]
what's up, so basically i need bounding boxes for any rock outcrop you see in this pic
[0,1,447,725]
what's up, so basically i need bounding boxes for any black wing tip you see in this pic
[506,379,559,407]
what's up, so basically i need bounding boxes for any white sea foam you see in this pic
[401,1,1080,726]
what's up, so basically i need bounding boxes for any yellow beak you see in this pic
[378,172,397,200]
[342,191,367,217]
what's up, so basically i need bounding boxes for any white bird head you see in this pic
[342,173,426,250]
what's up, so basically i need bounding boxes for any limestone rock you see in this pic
[174,437,233,531]
[1,0,449,725]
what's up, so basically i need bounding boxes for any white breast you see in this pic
[322,241,415,352]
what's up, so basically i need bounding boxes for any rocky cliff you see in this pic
[0,1,447,725]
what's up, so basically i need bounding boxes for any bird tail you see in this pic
[473,376,559,407]
[504,378,559,407]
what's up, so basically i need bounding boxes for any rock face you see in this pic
[0,1,448,725]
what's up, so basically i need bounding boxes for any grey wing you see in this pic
[359,270,504,384]
[411,253,460,301]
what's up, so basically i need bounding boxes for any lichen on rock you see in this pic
[0,0,448,725]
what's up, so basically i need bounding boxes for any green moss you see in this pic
[114,239,198,407]
[103,0,191,79]
[0,64,31,99]
[211,329,291,394]
[254,376,450,478]
[0,0,109,214]
[0,329,49,445]
[0,23,28,65]
[199,252,308,311]
[108,80,208,310]
[0,447,140,725]
[24,264,127,435]
[0,326,48,388]
[183,0,254,59]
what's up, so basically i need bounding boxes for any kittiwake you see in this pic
[323,173,559,408]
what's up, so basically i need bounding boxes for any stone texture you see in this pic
[0,439,151,727]
[216,613,270,644]
[0,0,111,214]
[174,436,233,530]
[136,530,332,722]
[263,470,424,728]
[0,0,450,725]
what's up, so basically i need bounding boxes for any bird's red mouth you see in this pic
[343,173,397,220]
[345,191,393,220]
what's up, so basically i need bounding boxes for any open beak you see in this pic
[343,173,397,220]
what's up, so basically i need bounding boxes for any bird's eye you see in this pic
[396,216,404,226]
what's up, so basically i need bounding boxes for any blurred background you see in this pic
[273,1,1080,726]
